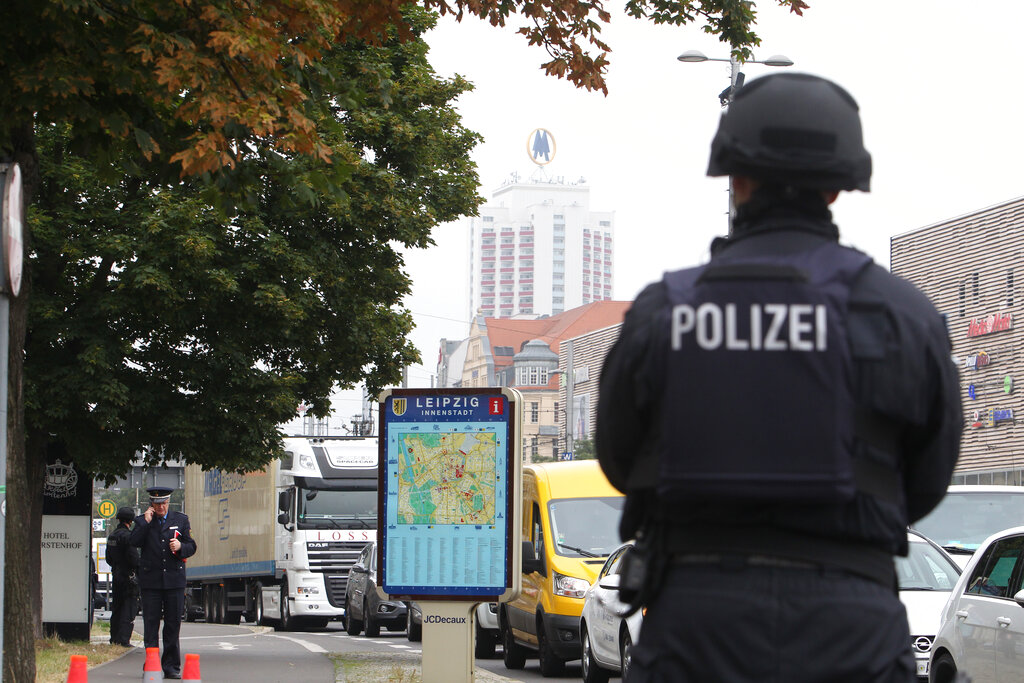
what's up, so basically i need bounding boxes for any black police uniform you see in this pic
[130,504,197,677]
[106,512,140,646]
[597,194,963,682]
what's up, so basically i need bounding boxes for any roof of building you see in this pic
[479,301,630,388]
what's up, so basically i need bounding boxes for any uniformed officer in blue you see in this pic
[106,506,140,646]
[596,73,962,682]
[130,486,197,679]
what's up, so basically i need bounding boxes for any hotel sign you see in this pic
[967,312,1012,337]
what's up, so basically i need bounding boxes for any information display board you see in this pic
[378,388,521,601]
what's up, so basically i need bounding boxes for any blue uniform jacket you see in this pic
[129,510,197,590]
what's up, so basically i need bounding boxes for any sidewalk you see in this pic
[333,651,516,682]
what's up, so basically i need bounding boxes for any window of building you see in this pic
[531,436,539,458]
[531,402,539,422]
[973,272,980,299]
[482,216,494,222]
[1008,270,1015,307]
[599,220,611,227]
[959,283,966,318]
[494,346,514,356]
[554,214,564,220]
[516,366,549,386]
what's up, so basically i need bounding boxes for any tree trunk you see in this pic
[3,121,37,683]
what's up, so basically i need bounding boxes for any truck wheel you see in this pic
[475,621,497,659]
[407,609,421,642]
[501,616,527,670]
[345,594,362,636]
[210,586,223,623]
[183,593,195,623]
[276,585,294,631]
[253,585,266,626]
[363,598,380,637]
[537,620,566,677]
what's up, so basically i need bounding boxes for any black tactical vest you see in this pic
[657,241,872,503]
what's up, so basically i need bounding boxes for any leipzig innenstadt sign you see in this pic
[967,312,1012,337]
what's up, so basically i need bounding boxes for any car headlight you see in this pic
[296,586,320,595]
[552,571,590,598]
[299,454,315,470]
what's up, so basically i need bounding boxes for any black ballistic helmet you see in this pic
[707,72,872,192]
[116,506,136,523]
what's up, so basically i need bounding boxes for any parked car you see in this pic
[912,485,1024,568]
[929,525,1024,682]
[406,601,499,658]
[579,541,642,683]
[474,602,500,658]
[343,541,407,636]
[899,530,962,681]
[502,461,624,677]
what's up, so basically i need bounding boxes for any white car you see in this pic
[912,485,1024,568]
[929,525,1024,682]
[899,530,962,681]
[579,541,642,683]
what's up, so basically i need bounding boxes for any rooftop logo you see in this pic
[527,128,556,166]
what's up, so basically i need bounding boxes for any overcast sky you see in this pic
[326,0,1024,419]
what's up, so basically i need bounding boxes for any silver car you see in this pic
[930,525,1024,682]
[579,541,641,683]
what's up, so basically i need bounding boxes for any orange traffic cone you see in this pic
[143,647,163,682]
[182,653,201,682]
[66,654,87,682]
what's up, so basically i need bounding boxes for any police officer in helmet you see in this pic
[596,73,962,682]
[107,506,140,646]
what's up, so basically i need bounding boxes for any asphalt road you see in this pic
[87,618,617,682]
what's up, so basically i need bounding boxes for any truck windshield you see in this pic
[913,491,1024,554]
[297,488,377,530]
[548,496,624,558]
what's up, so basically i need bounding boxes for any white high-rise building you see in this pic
[469,178,615,319]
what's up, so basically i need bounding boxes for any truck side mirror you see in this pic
[277,512,290,526]
[521,540,545,576]
[278,491,291,512]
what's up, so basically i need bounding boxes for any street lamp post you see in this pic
[678,50,794,231]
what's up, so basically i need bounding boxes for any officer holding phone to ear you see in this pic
[130,486,197,679]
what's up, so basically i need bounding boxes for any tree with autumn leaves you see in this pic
[0,0,806,678]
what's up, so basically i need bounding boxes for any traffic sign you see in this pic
[559,451,574,461]
[97,499,117,519]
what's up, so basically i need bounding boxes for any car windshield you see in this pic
[297,488,377,530]
[897,538,960,591]
[912,491,1024,553]
[548,496,624,558]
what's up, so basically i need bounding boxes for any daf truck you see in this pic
[183,436,377,629]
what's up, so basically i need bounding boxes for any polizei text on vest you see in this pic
[671,303,827,351]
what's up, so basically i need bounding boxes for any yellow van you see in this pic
[500,460,625,676]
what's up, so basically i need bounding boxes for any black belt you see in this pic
[673,553,823,571]
[663,526,897,590]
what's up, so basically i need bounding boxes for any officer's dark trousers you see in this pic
[628,563,915,683]
[141,588,185,674]
[109,578,138,646]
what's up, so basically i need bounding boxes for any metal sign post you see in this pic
[0,161,25,676]
[377,388,523,682]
